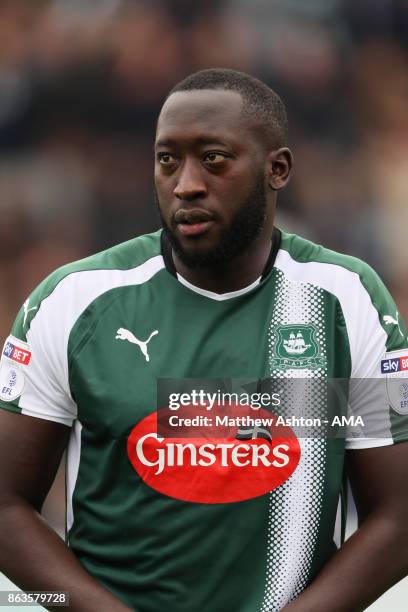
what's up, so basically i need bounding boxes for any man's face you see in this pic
[154,89,270,269]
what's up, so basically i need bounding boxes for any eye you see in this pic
[203,152,229,164]
[157,152,177,165]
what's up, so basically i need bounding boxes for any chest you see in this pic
[67,274,349,436]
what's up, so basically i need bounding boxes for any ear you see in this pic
[266,147,293,191]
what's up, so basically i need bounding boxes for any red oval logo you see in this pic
[127,407,301,504]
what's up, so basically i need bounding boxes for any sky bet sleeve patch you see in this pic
[2,335,31,366]
[381,348,408,415]
[0,335,30,402]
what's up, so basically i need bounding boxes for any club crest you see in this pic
[271,324,325,370]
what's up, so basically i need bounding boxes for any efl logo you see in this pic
[127,410,301,504]
[381,356,408,374]
[3,342,31,366]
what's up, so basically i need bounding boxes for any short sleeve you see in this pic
[0,284,77,426]
[345,264,408,449]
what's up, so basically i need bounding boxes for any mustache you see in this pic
[154,190,218,226]
[174,208,215,224]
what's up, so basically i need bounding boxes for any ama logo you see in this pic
[127,408,301,504]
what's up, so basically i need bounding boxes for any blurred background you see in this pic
[0,0,407,609]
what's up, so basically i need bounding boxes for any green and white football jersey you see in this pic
[1,228,407,612]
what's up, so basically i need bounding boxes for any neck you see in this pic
[173,231,275,294]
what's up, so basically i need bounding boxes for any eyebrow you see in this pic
[154,136,232,150]
[154,139,174,149]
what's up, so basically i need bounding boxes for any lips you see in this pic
[174,208,215,237]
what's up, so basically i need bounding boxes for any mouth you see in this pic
[174,208,215,237]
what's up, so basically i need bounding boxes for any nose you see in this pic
[173,159,207,201]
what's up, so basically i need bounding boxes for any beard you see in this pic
[156,174,267,270]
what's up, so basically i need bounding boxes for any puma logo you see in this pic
[23,299,37,328]
[383,312,404,338]
[115,328,159,362]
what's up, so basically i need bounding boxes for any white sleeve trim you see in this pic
[20,406,73,427]
[345,438,393,450]
[66,420,82,531]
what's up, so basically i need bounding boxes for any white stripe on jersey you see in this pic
[275,248,391,448]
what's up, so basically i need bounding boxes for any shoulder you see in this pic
[38,229,162,293]
[276,229,406,355]
[277,230,391,306]
[13,230,164,340]
[279,230,379,286]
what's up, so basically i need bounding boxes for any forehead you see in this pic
[156,89,251,147]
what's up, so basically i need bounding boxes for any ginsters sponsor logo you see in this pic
[127,407,301,503]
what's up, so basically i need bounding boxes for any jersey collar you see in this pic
[160,227,281,299]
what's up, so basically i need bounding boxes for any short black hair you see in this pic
[167,68,288,148]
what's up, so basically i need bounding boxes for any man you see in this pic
[0,69,407,612]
